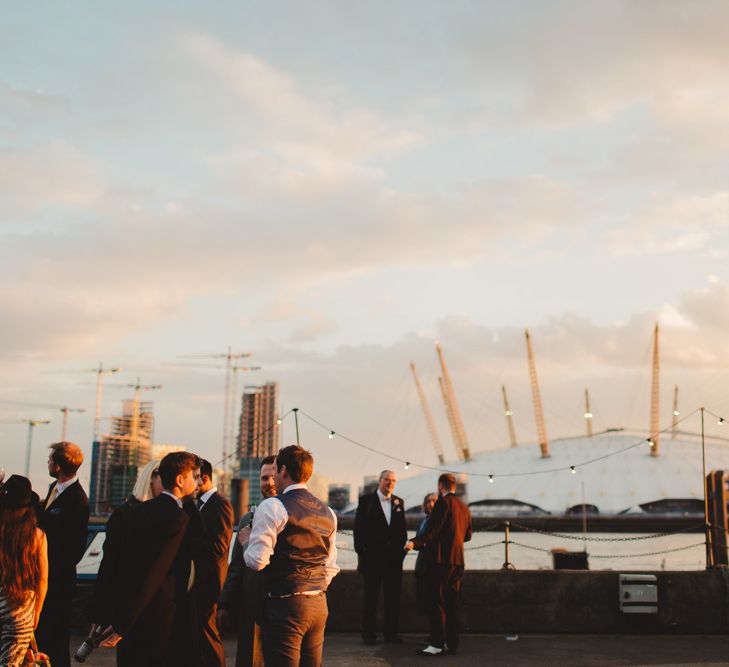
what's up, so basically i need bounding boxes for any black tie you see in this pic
[196,498,204,510]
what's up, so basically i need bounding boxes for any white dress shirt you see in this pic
[54,476,79,498]
[244,483,339,588]
[377,488,393,526]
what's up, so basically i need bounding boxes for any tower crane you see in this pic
[0,400,85,441]
[409,363,446,465]
[501,385,518,448]
[165,348,256,475]
[435,342,471,461]
[0,417,52,476]
[671,385,679,439]
[525,329,549,458]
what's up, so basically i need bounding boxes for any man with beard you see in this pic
[218,455,277,667]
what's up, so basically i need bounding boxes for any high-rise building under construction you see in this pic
[236,382,280,506]
[89,399,153,515]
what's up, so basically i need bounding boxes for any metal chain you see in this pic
[589,542,706,559]
[509,540,553,554]
[465,540,505,551]
[508,521,705,542]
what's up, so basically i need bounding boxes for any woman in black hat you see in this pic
[0,474,48,666]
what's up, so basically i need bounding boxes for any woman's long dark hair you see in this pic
[0,506,42,607]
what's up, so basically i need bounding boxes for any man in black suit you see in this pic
[100,451,201,667]
[406,473,472,656]
[218,454,277,667]
[354,469,407,645]
[36,441,90,667]
[194,459,234,667]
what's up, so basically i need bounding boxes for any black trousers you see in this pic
[428,564,463,651]
[198,601,226,667]
[262,593,328,667]
[35,584,73,667]
[361,561,402,640]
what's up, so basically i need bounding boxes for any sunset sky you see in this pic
[3,2,729,495]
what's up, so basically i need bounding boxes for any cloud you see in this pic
[287,312,339,343]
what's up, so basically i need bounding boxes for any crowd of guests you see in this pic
[0,446,471,666]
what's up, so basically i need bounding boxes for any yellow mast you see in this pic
[525,329,549,458]
[584,388,593,437]
[435,342,471,461]
[410,362,446,465]
[650,323,660,457]
[501,385,518,448]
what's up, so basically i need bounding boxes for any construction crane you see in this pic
[650,323,660,457]
[434,342,471,461]
[501,385,518,448]
[525,329,549,458]
[46,363,121,441]
[671,385,679,439]
[584,388,593,437]
[0,400,85,441]
[409,363,446,464]
[167,348,254,471]
[0,417,52,476]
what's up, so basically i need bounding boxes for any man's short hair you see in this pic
[199,458,213,480]
[275,445,313,484]
[260,455,276,468]
[379,469,396,479]
[49,442,84,476]
[159,452,201,490]
[438,473,456,492]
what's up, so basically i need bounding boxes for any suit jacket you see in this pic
[90,496,140,625]
[196,491,234,608]
[411,493,472,566]
[112,493,190,655]
[37,480,90,595]
[354,491,407,569]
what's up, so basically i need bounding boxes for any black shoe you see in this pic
[363,636,377,646]
[384,635,403,644]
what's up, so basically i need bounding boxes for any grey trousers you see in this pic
[262,593,327,667]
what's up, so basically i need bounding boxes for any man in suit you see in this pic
[354,469,407,645]
[100,451,201,667]
[406,473,472,656]
[36,441,90,667]
[218,454,277,667]
[194,459,234,667]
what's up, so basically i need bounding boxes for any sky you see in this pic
[2,1,729,496]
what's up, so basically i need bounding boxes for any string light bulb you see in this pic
[328,431,335,439]
[647,438,655,447]
[488,474,494,483]
[719,418,725,426]
[276,418,282,425]
[404,461,410,470]
[673,410,679,417]
[570,466,576,475]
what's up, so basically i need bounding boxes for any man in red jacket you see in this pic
[405,473,472,656]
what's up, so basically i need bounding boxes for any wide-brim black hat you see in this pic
[0,474,39,509]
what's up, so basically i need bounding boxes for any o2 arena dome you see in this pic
[395,429,729,516]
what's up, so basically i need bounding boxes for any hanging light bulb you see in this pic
[328,431,335,439]
[488,474,494,483]
[719,417,725,426]
[276,418,282,425]
[570,466,576,475]
[404,461,410,470]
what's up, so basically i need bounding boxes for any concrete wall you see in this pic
[73,569,729,634]
[324,569,729,634]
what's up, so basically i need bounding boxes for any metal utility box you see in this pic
[619,574,658,614]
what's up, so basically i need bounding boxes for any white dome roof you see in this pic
[395,430,729,514]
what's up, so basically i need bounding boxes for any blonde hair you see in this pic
[49,441,84,475]
[131,459,161,502]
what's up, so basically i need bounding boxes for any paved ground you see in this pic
[71,633,729,666]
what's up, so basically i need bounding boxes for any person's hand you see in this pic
[404,540,414,552]
[237,525,252,547]
[99,626,122,648]
[216,608,230,632]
